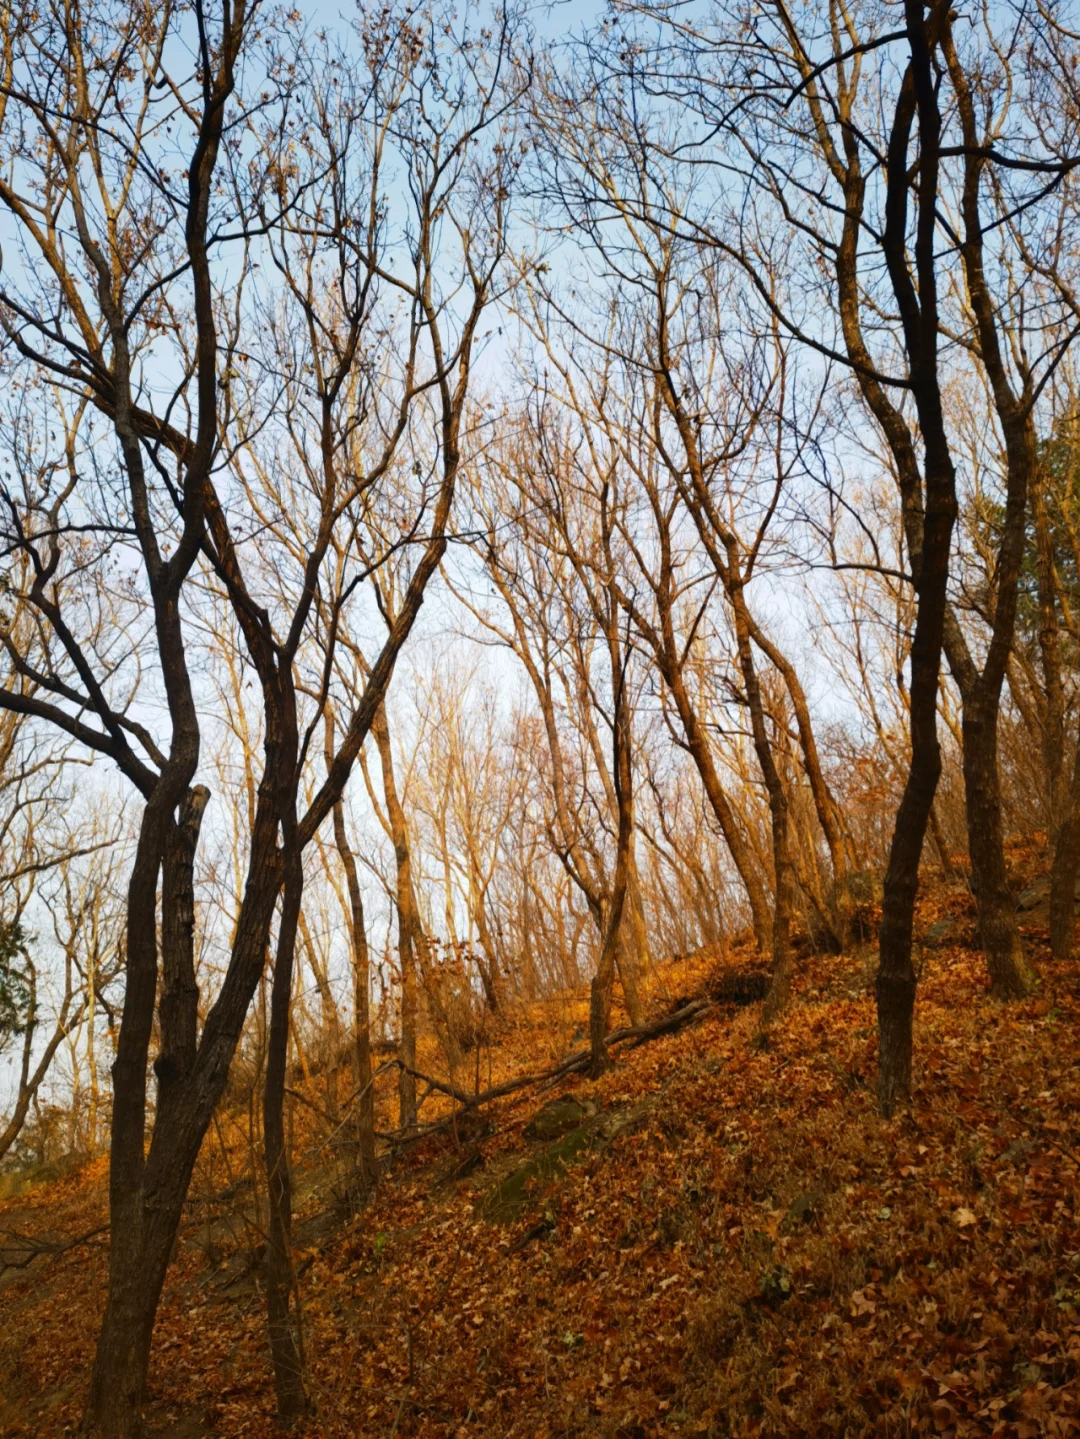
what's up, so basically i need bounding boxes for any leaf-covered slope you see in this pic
[1,865,1078,1438]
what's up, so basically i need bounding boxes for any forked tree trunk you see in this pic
[85,807,285,1437]
[84,777,203,1436]
[85,1188,191,1439]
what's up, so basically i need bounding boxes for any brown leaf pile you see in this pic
[0,857,1078,1437]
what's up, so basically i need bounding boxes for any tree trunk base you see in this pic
[875,970,915,1118]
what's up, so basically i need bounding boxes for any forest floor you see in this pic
[0,844,1078,1438]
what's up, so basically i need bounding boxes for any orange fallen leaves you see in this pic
[0,858,1078,1436]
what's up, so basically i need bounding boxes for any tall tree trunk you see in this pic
[297,907,342,1075]
[728,577,795,1026]
[876,457,955,1114]
[372,704,421,1129]
[86,776,286,1436]
[588,922,620,1079]
[331,791,378,1193]
[652,598,774,954]
[928,802,957,879]
[747,617,851,936]
[85,787,194,1437]
[942,595,1033,997]
[1050,726,1080,960]
[1032,466,1077,959]
[615,854,648,1025]
[84,1186,192,1439]
[938,18,1035,999]
[589,649,634,1079]
[962,703,1035,995]
[467,884,502,1012]
[262,842,309,1421]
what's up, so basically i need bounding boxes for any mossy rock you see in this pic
[923,918,955,947]
[523,1095,595,1141]
[0,1150,86,1199]
[1016,883,1047,912]
[782,1190,823,1230]
[479,1124,597,1223]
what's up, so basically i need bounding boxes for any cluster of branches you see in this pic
[1,0,1080,1431]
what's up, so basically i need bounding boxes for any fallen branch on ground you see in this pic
[381,997,714,1145]
[0,1223,110,1276]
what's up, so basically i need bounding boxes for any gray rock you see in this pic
[999,1136,1036,1164]
[1016,883,1047,912]
[924,918,954,947]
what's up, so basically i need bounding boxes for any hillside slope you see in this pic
[1,859,1078,1438]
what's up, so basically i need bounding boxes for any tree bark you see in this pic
[372,703,421,1129]
[727,568,795,1026]
[937,17,1035,999]
[873,6,956,1117]
[85,786,286,1437]
[962,703,1035,995]
[331,789,378,1193]
[262,839,309,1421]
[589,653,634,1078]
[624,555,774,955]
[1050,726,1080,960]
[1031,461,1078,959]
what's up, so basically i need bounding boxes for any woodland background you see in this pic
[0,0,1078,1433]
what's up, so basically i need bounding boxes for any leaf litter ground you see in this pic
[0,848,1078,1437]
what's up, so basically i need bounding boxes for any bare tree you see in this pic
[0,0,522,1427]
[596,0,1080,1106]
